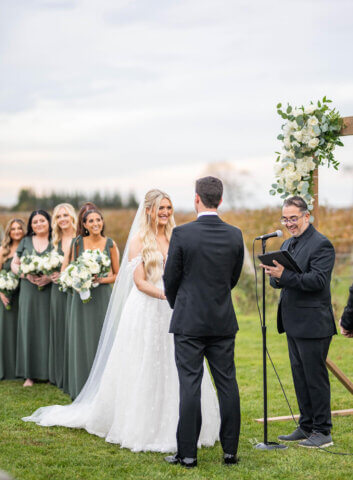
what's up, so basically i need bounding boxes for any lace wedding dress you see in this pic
[23,250,220,452]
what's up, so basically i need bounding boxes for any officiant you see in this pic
[260,196,336,449]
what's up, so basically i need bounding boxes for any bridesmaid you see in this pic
[62,201,97,394]
[12,210,53,387]
[0,219,26,380]
[48,204,77,388]
[66,208,119,399]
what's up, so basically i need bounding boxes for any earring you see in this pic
[84,228,89,235]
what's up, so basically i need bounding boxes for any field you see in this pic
[0,207,352,479]
[0,310,352,480]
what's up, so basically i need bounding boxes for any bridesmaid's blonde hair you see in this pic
[1,218,26,262]
[52,203,77,251]
[139,189,175,283]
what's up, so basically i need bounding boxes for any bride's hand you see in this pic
[159,290,166,300]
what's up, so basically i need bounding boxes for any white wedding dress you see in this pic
[23,251,220,452]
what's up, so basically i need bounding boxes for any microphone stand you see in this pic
[255,238,287,451]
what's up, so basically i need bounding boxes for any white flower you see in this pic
[292,108,303,117]
[308,138,319,149]
[304,104,316,114]
[274,163,283,176]
[307,116,319,127]
[284,137,291,149]
[293,130,304,142]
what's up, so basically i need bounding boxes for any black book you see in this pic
[258,250,302,273]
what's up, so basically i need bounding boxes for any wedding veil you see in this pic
[23,201,145,426]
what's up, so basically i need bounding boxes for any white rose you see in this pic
[274,163,283,176]
[304,104,316,114]
[284,137,291,149]
[293,108,303,117]
[0,278,6,289]
[308,138,319,149]
[293,130,304,142]
[81,280,92,290]
[307,116,319,126]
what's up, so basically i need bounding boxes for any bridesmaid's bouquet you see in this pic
[19,250,46,290]
[41,250,64,276]
[59,249,111,303]
[0,270,19,310]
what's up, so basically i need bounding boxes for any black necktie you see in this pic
[289,237,298,255]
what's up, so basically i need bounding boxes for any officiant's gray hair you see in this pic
[283,196,309,213]
[196,176,223,208]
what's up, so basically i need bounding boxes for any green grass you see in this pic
[1,308,352,480]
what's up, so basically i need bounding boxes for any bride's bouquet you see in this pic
[19,250,46,290]
[40,250,64,276]
[59,249,111,303]
[0,270,19,310]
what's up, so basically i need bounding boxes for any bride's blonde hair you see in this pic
[139,189,175,283]
[52,203,77,251]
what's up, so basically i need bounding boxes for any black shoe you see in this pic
[223,453,239,465]
[278,426,311,442]
[164,454,197,468]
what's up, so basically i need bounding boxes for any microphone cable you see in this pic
[252,238,353,456]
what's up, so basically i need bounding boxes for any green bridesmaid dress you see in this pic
[16,236,52,380]
[66,236,114,399]
[0,257,19,380]
[48,241,67,388]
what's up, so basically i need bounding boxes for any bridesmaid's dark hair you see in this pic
[82,209,105,237]
[26,210,52,239]
[76,202,98,237]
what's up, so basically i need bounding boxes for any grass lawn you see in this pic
[0,309,352,480]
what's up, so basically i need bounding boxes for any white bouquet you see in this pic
[19,250,46,290]
[59,249,111,303]
[271,97,344,209]
[0,270,19,310]
[41,250,64,276]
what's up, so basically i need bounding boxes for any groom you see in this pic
[163,176,244,467]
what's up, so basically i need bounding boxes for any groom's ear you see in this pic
[218,197,223,208]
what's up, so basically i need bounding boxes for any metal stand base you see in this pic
[255,442,288,450]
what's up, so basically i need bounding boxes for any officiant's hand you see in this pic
[260,260,284,279]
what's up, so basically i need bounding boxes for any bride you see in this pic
[23,189,220,453]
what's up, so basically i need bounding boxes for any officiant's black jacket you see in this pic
[270,224,337,338]
[341,283,353,331]
[163,215,244,336]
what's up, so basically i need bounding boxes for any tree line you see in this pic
[9,188,139,211]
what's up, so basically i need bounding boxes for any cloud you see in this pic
[0,0,353,208]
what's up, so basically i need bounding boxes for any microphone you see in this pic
[255,230,283,241]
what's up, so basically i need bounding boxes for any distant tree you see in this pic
[126,192,139,209]
[10,188,139,211]
[13,188,37,211]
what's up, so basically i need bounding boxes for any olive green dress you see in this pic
[66,236,114,399]
[0,257,19,380]
[48,241,67,388]
[16,236,52,380]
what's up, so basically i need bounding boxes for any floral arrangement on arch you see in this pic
[270,97,344,209]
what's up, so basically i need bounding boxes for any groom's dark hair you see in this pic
[195,176,223,208]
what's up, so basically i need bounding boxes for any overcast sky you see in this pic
[1,0,353,209]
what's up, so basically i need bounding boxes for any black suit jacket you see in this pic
[341,283,353,331]
[163,215,244,336]
[270,224,337,338]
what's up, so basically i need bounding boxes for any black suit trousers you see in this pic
[173,334,240,458]
[287,335,332,434]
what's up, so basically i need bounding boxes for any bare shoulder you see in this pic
[128,234,143,261]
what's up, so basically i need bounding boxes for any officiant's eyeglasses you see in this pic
[280,213,305,225]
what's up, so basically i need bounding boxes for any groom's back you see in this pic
[164,215,244,336]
